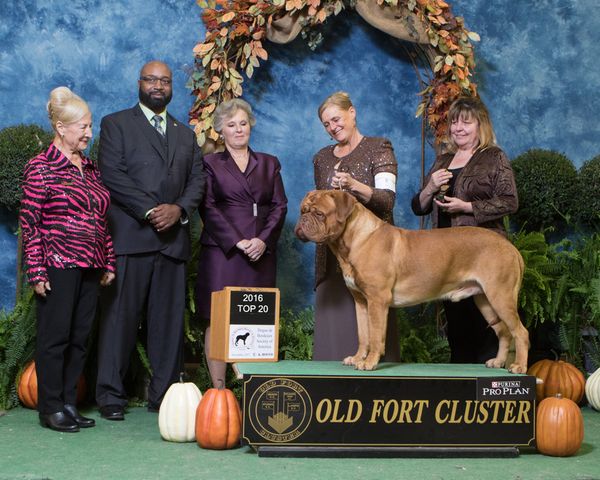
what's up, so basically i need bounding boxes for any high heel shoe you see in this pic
[39,411,79,432]
[63,404,96,428]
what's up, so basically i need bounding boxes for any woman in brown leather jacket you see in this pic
[411,96,518,363]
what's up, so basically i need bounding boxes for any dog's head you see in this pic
[294,190,357,244]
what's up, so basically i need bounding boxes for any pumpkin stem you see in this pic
[217,379,225,390]
[179,371,185,383]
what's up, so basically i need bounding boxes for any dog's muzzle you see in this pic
[294,216,310,242]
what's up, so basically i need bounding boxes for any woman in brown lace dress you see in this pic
[411,96,518,363]
[312,91,400,362]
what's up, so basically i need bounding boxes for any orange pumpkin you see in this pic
[527,359,585,404]
[195,385,242,449]
[536,394,584,457]
[17,361,86,409]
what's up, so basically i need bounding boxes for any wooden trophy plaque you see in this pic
[209,286,280,363]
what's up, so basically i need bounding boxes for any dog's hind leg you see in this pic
[482,293,529,374]
[473,294,511,369]
[343,292,369,367]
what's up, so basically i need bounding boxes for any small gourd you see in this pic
[585,368,600,411]
[158,373,203,442]
[195,381,242,449]
[536,394,584,457]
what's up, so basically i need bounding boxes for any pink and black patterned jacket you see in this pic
[19,143,116,285]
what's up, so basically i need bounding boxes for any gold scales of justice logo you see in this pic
[247,378,313,443]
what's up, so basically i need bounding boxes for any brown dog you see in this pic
[295,190,529,373]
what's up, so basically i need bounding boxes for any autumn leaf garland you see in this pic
[188,0,479,147]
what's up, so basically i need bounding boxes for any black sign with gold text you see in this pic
[242,374,536,447]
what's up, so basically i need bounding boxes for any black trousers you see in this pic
[36,267,101,414]
[444,297,499,363]
[95,252,185,408]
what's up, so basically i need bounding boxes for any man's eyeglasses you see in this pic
[140,76,172,86]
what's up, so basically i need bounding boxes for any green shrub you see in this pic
[511,149,577,231]
[575,154,600,228]
[0,125,53,211]
[0,290,36,410]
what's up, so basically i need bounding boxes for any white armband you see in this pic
[374,172,396,192]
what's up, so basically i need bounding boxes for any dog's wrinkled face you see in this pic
[294,190,356,244]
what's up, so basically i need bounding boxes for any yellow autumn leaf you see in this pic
[455,54,465,67]
[256,47,268,61]
[208,128,220,141]
[220,11,235,22]
[193,42,215,55]
[467,31,481,42]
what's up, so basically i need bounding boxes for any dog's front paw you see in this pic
[355,353,380,371]
[485,358,505,369]
[507,363,527,374]
[343,355,357,366]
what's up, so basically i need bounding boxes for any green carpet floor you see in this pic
[1,405,599,480]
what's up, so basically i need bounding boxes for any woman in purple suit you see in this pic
[196,98,287,387]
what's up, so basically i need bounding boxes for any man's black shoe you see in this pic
[64,404,96,427]
[99,404,125,421]
[39,412,79,432]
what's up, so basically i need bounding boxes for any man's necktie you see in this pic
[152,115,165,136]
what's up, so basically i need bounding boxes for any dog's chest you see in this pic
[343,273,358,291]
[341,263,361,292]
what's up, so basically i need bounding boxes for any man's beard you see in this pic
[139,88,172,111]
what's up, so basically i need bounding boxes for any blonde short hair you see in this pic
[213,98,256,132]
[318,91,353,120]
[46,87,90,132]
[446,96,497,152]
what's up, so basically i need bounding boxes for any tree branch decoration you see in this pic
[188,0,479,149]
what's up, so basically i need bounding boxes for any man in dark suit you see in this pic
[96,60,205,420]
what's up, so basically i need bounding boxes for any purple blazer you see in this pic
[195,148,287,318]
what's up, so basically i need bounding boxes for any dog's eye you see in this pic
[315,211,325,219]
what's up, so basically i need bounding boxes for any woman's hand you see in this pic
[243,238,266,262]
[426,169,453,194]
[100,271,115,287]
[331,171,374,203]
[236,239,251,252]
[434,195,473,214]
[331,171,354,190]
[34,281,51,297]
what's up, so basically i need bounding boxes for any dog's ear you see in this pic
[334,190,357,224]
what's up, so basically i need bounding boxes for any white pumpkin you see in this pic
[586,368,600,411]
[158,378,203,442]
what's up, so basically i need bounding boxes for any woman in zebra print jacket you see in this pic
[19,87,116,433]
